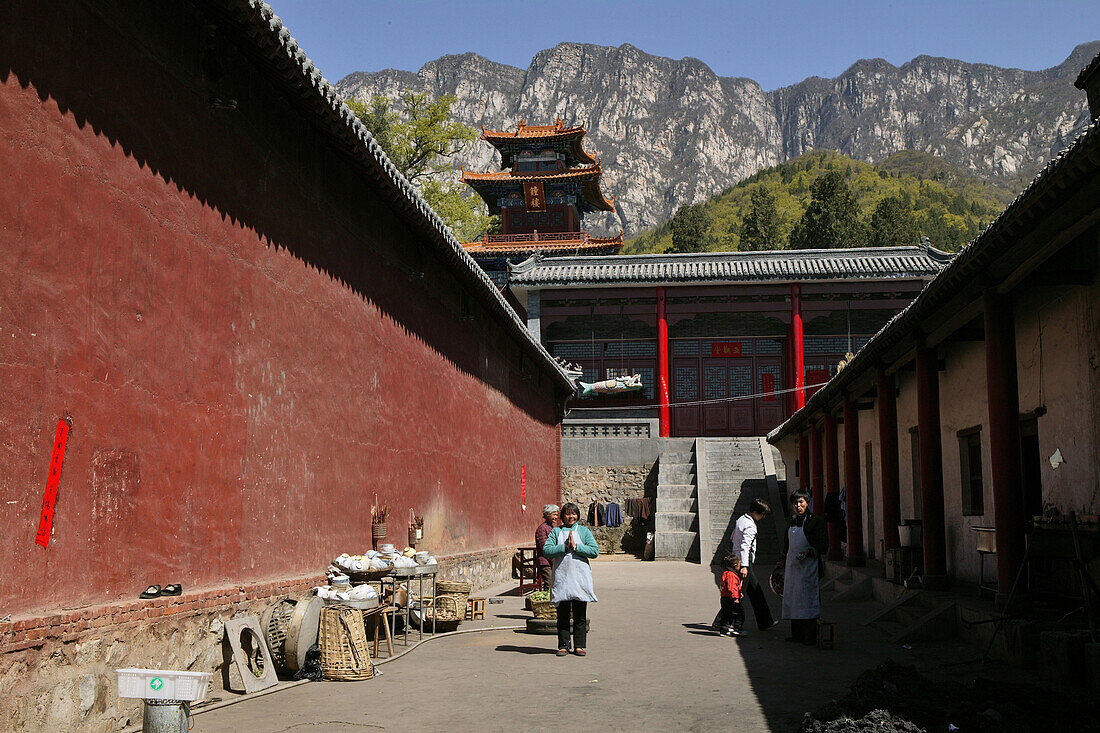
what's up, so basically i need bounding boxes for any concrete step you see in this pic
[658,483,695,499]
[654,531,698,560]
[655,512,698,532]
[657,497,696,513]
[873,619,907,639]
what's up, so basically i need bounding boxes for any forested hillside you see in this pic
[623,150,1014,254]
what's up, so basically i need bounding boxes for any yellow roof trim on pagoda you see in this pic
[480,118,599,166]
[481,118,586,140]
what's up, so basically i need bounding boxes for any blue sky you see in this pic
[270,0,1100,91]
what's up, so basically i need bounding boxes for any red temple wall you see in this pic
[0,1,564,616]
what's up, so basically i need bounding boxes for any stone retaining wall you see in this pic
[561,464,655,509]
[561,465,656,555]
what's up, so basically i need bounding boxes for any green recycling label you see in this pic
[150,677,164,691]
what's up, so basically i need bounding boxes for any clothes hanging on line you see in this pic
[587,501,606,527]
[604,502,622,527]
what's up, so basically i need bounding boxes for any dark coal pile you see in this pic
[799,659,1100,733]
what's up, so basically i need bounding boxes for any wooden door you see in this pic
[728,359,755,435]
[670,361,700,436]
[701,359,730,435]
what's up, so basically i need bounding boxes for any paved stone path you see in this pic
[193,558,985,732]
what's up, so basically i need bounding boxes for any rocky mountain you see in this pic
[336,41,1099,234]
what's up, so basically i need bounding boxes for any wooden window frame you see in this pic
[957,426,985,516]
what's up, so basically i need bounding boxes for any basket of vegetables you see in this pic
[528,590,556,619]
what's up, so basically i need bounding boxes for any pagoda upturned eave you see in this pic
[480,118,599,166]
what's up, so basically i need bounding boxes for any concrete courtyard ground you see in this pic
[192,557,1009,732]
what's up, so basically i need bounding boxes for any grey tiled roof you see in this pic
[215,0,575,392]
[507,245,951,286]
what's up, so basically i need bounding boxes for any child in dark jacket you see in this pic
[716,554,745,636]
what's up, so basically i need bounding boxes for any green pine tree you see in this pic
[868,195,919,246]
[669,203,712,253]
[739,185,784,250]
[789,170,868,249]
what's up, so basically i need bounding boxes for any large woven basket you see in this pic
[319,605,374,681]
[436,580,471,615]
[421,595,462,633]
[530,598,557,619]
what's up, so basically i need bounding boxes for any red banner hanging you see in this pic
[711,342,743,358]
[521,466,527,507]
[36,418,72,548]
[523,182,546,212]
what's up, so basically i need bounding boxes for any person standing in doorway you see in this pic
[777,490,828,645]
[543,502,599,656]
[535,504,559,592]
[729,498,777,632]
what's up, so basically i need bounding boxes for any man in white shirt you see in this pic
[729,498,777,631]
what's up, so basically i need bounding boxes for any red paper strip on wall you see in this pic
[521,466,526,506]
[35,418,71,548]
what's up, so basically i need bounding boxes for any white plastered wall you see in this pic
[1014,273,1100,514]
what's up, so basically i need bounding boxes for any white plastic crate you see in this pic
[116,668,212,702]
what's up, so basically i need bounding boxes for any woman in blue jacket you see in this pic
[541,502,599,656]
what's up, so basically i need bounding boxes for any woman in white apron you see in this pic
[542,502,599,656]
[778,490,828,645]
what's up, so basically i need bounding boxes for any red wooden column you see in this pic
[843,397,866,566]
[791,284,805,410]
[916,345,948,589]
[877,368,901,552]
[984,290,1026,610]
[824,412,843,560]
[657,286,670,438]
[798,432,810,493]
[810,422,824,514]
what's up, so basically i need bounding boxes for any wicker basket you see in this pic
[319,605,374,681]
[530,598,557,619]
[260,598,297,673]
[346,568,391,584]
[421,595,462,633]
[436,580,471,615]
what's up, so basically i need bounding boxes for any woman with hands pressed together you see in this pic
[541,502,599,656]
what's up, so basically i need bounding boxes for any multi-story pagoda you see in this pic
[461,119,622,274]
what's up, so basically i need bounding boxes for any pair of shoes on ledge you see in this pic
[139,584,182,599]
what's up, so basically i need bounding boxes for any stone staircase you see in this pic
[653,442,699,561]
[863,589,958,643]
[699,438,783,567]
[819,563,959,644]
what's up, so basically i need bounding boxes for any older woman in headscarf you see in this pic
[535,504,559,592]
[777,489,828,645]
